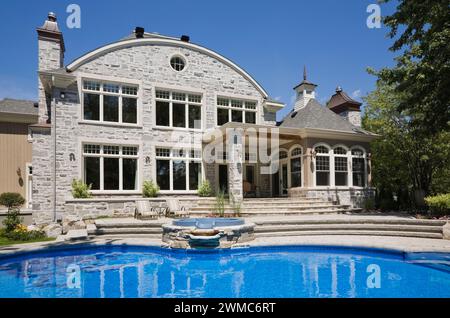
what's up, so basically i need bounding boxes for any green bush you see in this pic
[425,193,450,215]
[0,192,25,211]
[197,180,213,197]
[4,225,46,241]
[0,192,25,233]
[71,179,92,198]
[143,180,160,198]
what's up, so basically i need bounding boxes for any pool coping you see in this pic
[1,235,450,260]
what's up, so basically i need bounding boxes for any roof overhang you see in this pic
[0,112,38,124]
[203,122,380,143]
[65,37,269,98]
[264,100,285,112]
[39,70,77,90]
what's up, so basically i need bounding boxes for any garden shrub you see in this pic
[143,180,160,198]
[425,193,450,215]
[214,190,226,217]
[71,179,92,198]
[197,180,213,197]
[0,192,25,232]
[4,224,46,241]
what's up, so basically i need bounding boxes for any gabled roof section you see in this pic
[65,32,270,98]
[279,98,373,135]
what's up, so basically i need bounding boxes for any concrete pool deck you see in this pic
[1,234,450,258]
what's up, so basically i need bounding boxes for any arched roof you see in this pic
[65,37,269,97]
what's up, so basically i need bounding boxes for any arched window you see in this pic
[315,145,330,186]
[333,146,348,186]
[290,146,302,187]
[279,150,288,160]
[351,147,366,187]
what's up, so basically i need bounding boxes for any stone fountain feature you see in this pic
[162,218,255,248]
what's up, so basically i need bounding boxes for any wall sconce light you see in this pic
[367,152,372,160]
[16,167,21,176]
[310,149,316,158]
[145,156,151,164]
[69,153,75,162]
[60,92,66,99]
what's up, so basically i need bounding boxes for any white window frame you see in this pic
[215,96,258,126]
[350,146,367,188]
[155,147,203,194]
[154,88,203,131]
[80,77,141,127]
[81,143,140,194]
[332,145,350,188]
[313,143,332,188]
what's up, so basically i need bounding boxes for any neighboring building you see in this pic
[31,13,378,225]
[0,98,38,208]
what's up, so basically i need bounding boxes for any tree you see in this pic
[363,81,450,209]
[377,0,450,133]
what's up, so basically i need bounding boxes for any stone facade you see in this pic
[31,14,376,224]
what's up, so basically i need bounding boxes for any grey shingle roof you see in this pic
[279,98,372,135]
[0,98,38,115]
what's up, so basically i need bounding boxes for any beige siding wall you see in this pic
[0,122,32,205]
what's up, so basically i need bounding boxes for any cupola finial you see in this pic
[303,65,307,81]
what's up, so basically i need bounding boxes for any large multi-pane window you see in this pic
[334,147,348,186]
[155,90,202,129]
[83,144,138,191]
[155,148,202,191]
[82,80,138,124]
[290,147,302,187]
[352,148,366,187]
[315,145,330,186]
[216,97,257,126]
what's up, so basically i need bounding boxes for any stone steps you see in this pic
[256,230,443,239]
[254,217,445,239]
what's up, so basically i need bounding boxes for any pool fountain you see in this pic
[162,218,255,248]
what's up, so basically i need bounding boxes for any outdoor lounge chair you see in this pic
[135,200,158,219]
[166,198,190,218]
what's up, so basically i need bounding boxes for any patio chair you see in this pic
[166,198,190,218]
[135,200,158,220]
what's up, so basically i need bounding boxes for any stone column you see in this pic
[228,129,243,204]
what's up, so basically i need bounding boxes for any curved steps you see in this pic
[254,218,446,239]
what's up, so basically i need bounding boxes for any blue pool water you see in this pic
[0,245,449,298]
[173,218,244,229]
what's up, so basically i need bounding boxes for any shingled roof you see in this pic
[0,98,38,115]
[278,98,371,135]
[327,87,362,114]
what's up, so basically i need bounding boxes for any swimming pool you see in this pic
[0,245,449,298]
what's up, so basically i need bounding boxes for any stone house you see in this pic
[31,13,378,224]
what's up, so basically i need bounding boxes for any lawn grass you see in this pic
[0,236,55,246]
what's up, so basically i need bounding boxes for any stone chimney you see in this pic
[36,12,65,123]
[327,86,362,127]
[293,66,317,111]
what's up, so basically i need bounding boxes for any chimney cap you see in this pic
[180,35,190,42]
[135,27,145,38]
[336,86,342,92]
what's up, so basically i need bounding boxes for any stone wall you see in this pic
[288,187,375,209]
[33,40,279,224]
[64,197,200,220]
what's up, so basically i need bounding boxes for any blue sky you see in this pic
[0,0,398,120]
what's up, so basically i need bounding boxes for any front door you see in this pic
[218,164,228,194]
[272,170,280,197]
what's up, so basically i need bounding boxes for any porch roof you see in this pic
[204,122,379,143]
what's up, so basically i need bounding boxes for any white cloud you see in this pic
[351,89,361,99]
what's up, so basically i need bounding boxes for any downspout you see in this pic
[51,76,57,222]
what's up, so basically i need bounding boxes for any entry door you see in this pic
[281,163,288,196]
[218,164,228,194]
[272,170,280,197]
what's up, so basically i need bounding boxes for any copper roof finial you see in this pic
[303,65,307,81]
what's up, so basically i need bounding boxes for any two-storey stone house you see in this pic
[31,13,378,224]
